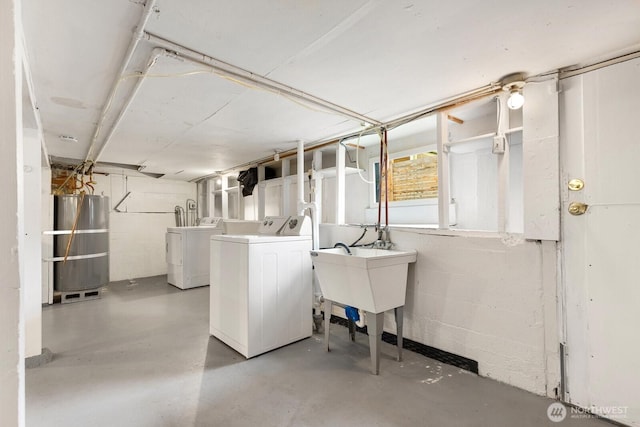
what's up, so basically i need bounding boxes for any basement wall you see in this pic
[319,224,559,397]
[22,129,41,358]
[313,81,560,397]
[0,0,24,424]
[91,174,196,281]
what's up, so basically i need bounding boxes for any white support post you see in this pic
[497,93,511,233]
[257,166,265,220]
[22,129,42,358]
[208,177,217,218]
[313,150,323,223]
[297,141,305,215]
[523,78,560,240]
[281,159,290,216]
[336,142,346,224]
[437,111,450,229]
[221,175,229,219]
[237,185,244,220]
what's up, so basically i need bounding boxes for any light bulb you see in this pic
[507,90,524,110]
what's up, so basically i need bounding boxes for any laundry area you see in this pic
[3,1,640,426]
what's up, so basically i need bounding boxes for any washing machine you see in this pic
[209,215,312,358]
[166,217,225,290]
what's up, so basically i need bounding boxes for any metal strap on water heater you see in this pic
[44,229,109,235]
[44,252,109,262]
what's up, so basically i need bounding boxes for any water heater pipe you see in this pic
[297,140,319,251]
[297,140,323,318]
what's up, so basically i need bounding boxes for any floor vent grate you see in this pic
[330,315,479,374]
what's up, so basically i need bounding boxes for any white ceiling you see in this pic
[22,0,640,181]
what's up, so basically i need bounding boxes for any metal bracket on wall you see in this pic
[113,191,131,212]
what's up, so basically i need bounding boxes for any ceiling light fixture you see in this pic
[507,91,525,110]
[501,73,526,110]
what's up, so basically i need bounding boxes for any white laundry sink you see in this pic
[310,247,417,314]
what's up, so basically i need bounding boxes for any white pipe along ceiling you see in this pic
[22,0,640,181]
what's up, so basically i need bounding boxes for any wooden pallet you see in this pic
[58,288,101,304]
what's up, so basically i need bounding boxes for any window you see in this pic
[370,146,438,206]
[364,95,524,230]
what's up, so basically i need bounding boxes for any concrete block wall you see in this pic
[92,173,197,281]
[319,224,559,397]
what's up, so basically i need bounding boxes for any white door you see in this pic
[561,58,640,426]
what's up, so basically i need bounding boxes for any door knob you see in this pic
[568,178,585,191]
[568,202,588,216]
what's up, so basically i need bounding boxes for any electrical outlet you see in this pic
[492,135,506,154]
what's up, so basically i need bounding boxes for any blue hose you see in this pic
[345,306,360,323]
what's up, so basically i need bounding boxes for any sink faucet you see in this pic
[333,242,352,255]
[372,225,393,250]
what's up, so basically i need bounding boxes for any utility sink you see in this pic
[310,247,417,375]
[310,247,417,314]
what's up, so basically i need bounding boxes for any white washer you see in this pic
[166,217,225,290]
[209,216,312,358]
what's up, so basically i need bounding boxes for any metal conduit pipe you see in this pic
[93,48,165,162]
[143,31,382,128]
[203,84,504,180]
[85,0,157,162]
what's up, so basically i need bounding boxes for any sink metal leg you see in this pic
[348,319,356,341]
[366,311,384,375]
[324,300,332,352]
[395,306,404,362]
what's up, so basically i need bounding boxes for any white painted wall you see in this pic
[450,140,499,231]
[41,167,52,304]
[91,174,196,281]
[22,129,42,358]
[508,133,524,233]
[322,173,369,224]
[310,84,560,398]
[320,224,560,396]
[523,78,560,241]
[0,0,25,425]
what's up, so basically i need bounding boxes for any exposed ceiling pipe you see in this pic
[197,83,503,180]
[558,48,640,80]
[85,0,157,162]
[143,31,382,127]
[92,48,165,162]
[383,83,502,131]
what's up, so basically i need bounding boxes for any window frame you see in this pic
[368,143,438,209]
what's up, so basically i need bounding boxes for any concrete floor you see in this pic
[27,276,612,427]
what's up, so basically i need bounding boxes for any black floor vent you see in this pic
[330,315,479,374]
